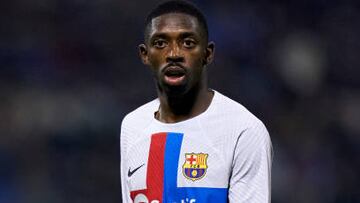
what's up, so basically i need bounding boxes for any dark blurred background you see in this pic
[0,0,359,202]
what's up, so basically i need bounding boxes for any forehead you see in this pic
[149,13,202,37]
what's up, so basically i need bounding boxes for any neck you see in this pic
[156,83,213,123]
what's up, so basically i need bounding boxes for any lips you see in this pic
[163,65,186,86]
[164,65,186,76]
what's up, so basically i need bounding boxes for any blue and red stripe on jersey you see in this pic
[130,132,228,203]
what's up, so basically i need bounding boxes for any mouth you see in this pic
[163,65,186,86]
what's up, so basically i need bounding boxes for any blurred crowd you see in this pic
[0,0,359,202]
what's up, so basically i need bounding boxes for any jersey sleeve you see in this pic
[120,118,132,203]
[228,121,272,203]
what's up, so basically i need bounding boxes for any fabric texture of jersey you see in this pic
[120,90,272,203]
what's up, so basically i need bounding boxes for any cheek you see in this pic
[148,50,166,65]
[187,51,205,68]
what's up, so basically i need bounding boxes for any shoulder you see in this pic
[121,98,159,129]
[214,91,271,150]
[212,91,266,129]
[209,91,270,143]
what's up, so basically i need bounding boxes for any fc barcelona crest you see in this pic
[182,153,208,181]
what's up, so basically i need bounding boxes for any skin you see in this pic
[139,13,215,123]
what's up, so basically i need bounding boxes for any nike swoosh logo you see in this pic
[128,164,145,177]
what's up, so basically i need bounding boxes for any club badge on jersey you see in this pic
[182,153,208,181]
[129,132,228,203]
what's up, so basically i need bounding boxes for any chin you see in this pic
[157,80,187,96]
[164,84,188,96]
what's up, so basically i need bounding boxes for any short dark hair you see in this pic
[144,0,208,42]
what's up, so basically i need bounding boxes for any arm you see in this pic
[120,120,132,203]
[228,122,272,203]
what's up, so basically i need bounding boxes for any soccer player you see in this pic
[120,1,272,202]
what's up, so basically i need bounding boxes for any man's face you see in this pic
[139,13,214,95]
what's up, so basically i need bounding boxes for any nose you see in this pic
[166,43,184,63]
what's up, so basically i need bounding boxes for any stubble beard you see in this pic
[156,77,187,97]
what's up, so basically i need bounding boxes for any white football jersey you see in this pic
[120,90,272,203]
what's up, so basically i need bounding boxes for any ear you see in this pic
[203,41,215,66]
[138,44,149,65]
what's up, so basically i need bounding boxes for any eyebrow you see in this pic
[179,32,197,38]
[150,31,198,41]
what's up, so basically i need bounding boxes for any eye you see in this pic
[183,38,196,48]
[153,39,167,49]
